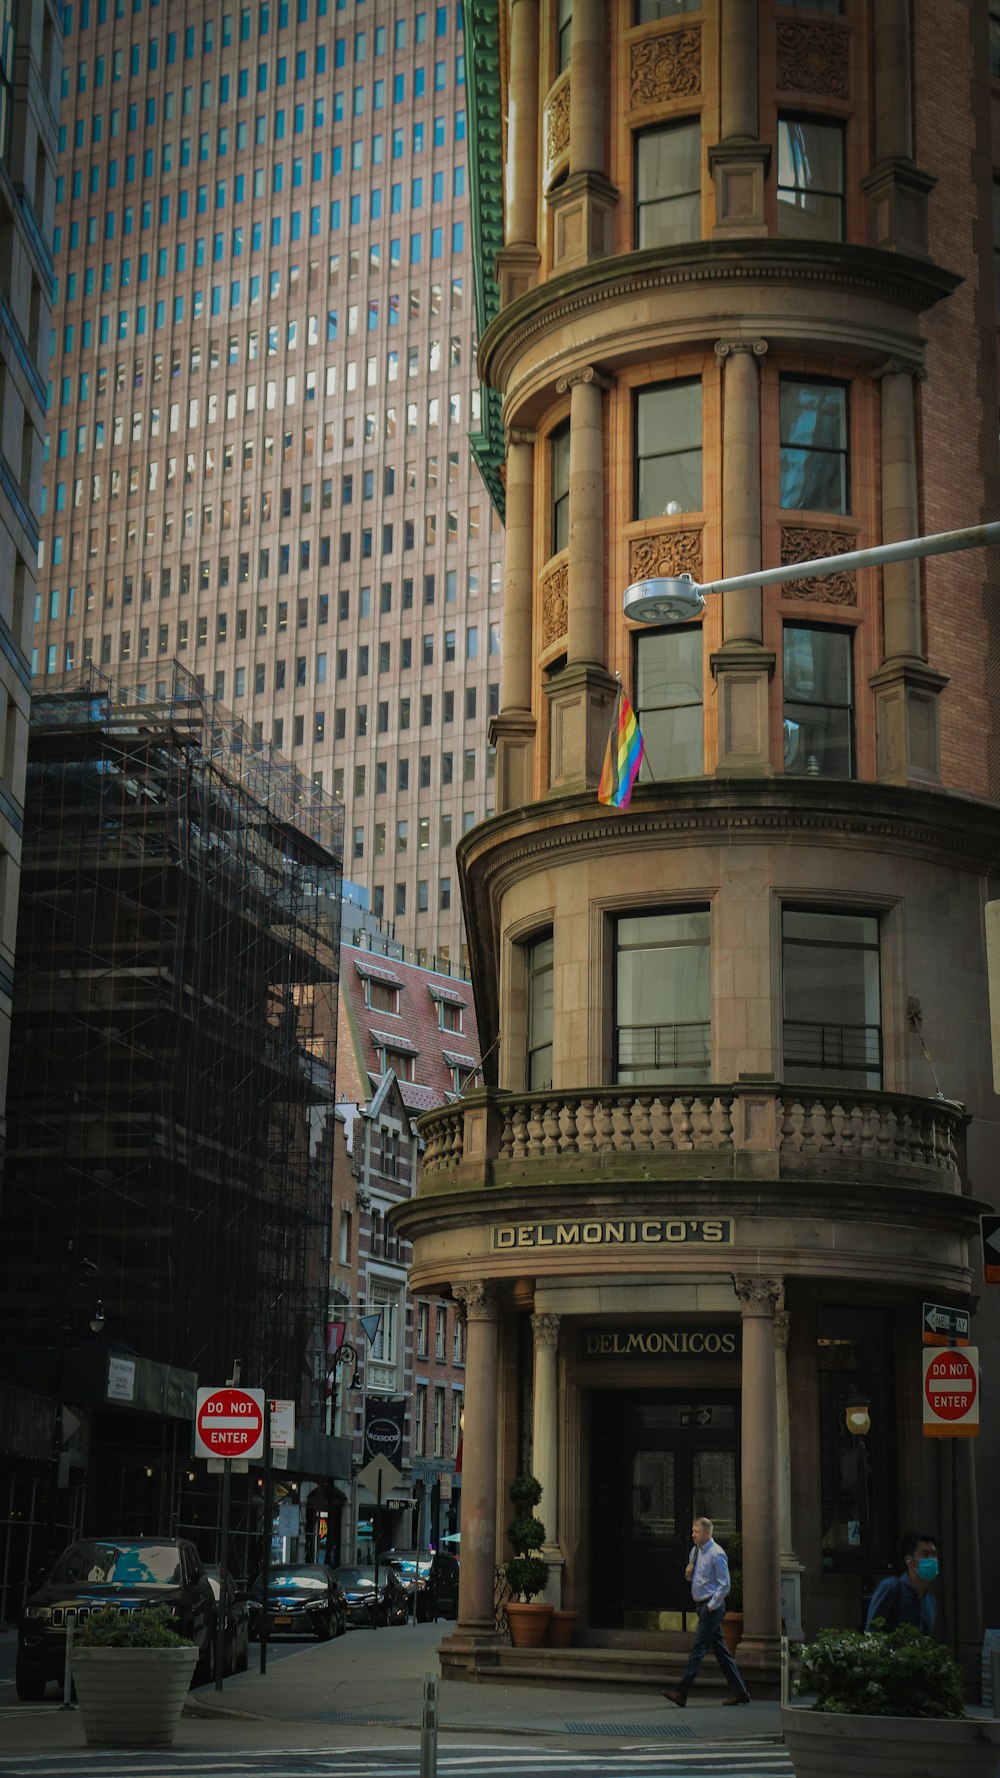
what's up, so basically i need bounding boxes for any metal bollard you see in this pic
[991,1649,1000,1716]
[419,1671,438,1778]
[780,1633,790,1707]
[62,1612,76,1709]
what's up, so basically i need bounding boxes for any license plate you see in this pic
[273,1614,292,1626]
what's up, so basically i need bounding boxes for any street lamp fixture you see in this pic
[623,520,1000,625]
[843,1392,874,1627]
[844,1394,871,1438]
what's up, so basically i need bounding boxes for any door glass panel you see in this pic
[632,1450,675,1543]
[691,1449,737,1536]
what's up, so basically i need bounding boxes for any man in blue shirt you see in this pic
[664,1517,751,1707]
[865,1532,938,1635]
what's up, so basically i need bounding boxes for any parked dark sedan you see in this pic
[378,1548,434,1620]
[204,1565,250,1674]
[16,1536,216,1700]
[428,1550,460,1620]
[246,1563,346,1640]
[333,1564,408,1627]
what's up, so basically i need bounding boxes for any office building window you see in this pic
[777,117,845,241]
[782,908,881,1089]
[635,380,701,519]
[551,419,570,555]
[635,121,700,248]
[635,627,702,778]
[779,377,848,512]
[526,931,554,1091]
[783,624,854,778]
[615,910,710,1084]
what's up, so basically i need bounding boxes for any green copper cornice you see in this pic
[463,0,505,521]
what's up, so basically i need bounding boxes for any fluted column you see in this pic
[452,1282,499,1639]
[498,0,541,304]
[870,358,946,784]
[561,367,605,668]
[531,1312,563,1605]
[733,1276,783,1686]
[711,339,774,775]
[568,0,604,177]
[774,1309,804,1639]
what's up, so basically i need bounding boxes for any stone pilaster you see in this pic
[498,0,541,304]
[709,2,770,240]
[733,1274,783,1694]
[492,428,536,811]
[774,1309,804,1640]
[549,0,617,268]
[711,340,775,777]
[870,357,947,786]
[862,0,935,254]
[450,1282,500,1641]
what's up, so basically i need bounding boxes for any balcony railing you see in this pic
[416,1084,966,1191]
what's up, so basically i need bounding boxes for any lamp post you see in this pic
[844,1392,873,1629]
[623,519,1000,624]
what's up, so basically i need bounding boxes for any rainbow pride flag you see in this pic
[598,684,644,810]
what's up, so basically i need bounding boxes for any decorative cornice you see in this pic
[478,241,958,395]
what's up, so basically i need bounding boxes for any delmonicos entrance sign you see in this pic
[491,1216,733,1251]
[582,1327,740,1357]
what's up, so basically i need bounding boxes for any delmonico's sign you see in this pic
[490,1216,733,1252]
[581,1326,740,1359]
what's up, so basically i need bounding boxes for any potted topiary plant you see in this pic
[782,1623,1000,1778]
[721,1530,743,1657]
[71,1605,199,1747]
[502,1473,552,1648]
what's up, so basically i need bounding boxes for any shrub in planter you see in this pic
[795,1623,965,1718]
[503,1473,552,1647]
[72,1606,198,1747]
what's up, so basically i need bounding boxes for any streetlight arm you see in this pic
[699,521,1000,599]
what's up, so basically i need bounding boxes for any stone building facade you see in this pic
[395,1,1000,1694]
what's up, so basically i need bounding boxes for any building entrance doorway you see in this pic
[589,1390,740,1627]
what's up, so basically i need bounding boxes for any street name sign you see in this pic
[922,1302,971,1345]
[195,1386,265,1461]
[981,1214,1000,1285]
[922,1346,979,1438]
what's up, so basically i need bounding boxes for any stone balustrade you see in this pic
[416,1085,965,1190]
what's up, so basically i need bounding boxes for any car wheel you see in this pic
[314,1609,334,1641]
[15,1658,47,1702]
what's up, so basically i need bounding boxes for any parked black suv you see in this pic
[16,1536,216,1700]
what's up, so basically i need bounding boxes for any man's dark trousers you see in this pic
[678,1602,747,1698]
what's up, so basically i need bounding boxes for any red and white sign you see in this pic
[922,1346,979,1439]
[195,1386,266,1460]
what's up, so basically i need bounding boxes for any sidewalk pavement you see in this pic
[1,1622,786,1756]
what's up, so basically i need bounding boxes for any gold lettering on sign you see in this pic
[490,1218,733,1251]
[582,1329,739,1358]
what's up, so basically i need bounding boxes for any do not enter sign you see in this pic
[195,1386,266,1460]
[922,1346,979,1439]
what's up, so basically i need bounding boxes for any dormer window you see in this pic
[439,999,463,1033]
[366,978,399,1015]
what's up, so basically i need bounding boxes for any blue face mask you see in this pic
[916,1557,939,1581]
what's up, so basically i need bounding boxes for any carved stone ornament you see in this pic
[773,1310,791,1353]
[779,526,857,605]
[546,77,570,169]
[776,20,849,99]
[452,1281,498,1323]
[542,562,569,647]
[629,528,703,585]
[715,338,768,363]
[732,1276,784,1317]
[630,26,702,108]
[531,1312,561,1349]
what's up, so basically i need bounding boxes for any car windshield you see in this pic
[250,1566,328,1597]
[384,1551,430,1579]
[335,1567,377,1589]
[48,1542,182,1588]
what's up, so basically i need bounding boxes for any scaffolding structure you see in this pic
[1,667,343,1454]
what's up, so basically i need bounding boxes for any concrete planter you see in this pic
[781,1702,1000,1778]
[72,1645,198,1746]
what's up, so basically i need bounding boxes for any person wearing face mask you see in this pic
[864,1532,939,1634]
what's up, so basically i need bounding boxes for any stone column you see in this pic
[549,0,616,268]
[545,368,615,793]
[531,1312,563,1605]
[490,429,536,811]
[870,358,946,785]
[733,1275,783,1692]
[499,0,541,304]
[861,0,935,253]
[774,1309,804,1640]
[711,339,774,776]
[452,1281,500,1640]
[709,1,770,239]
